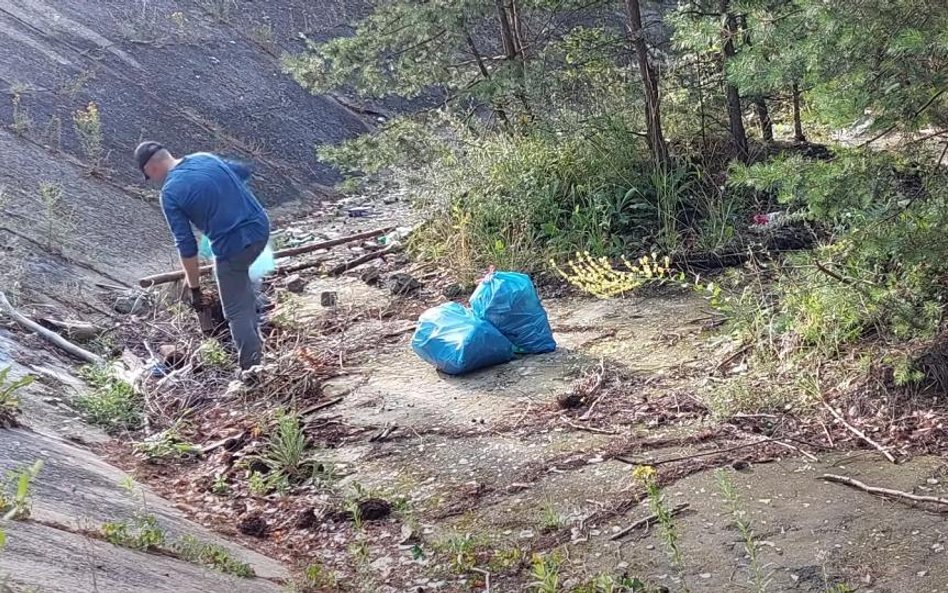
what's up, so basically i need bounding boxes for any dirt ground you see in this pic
[66,199,947,593]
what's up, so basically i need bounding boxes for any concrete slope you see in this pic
[0,0,375,206]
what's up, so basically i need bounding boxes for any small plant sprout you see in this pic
[529,552,563,593]
[10,87,32,136]
[0,366,33,426]
[73,101,104,172]
[76,364,142,432]
[198,338,232,369]
[101,513,166,551]
[539,498,565,533]
[0,460,43,521]
[633,465,689,592]
[133,425,201,461]
[173,535,255,577]
[248,409,324,493]
[716,469,771,593]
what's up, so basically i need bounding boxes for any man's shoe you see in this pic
[239,365,264,386]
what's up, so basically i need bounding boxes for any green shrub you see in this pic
[76,365,142,432]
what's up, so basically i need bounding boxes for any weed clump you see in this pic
[173,535,255,577]
[0,460,43,521]
[0,367,33,427]
[76,364,142,432]
[73,101,104,172]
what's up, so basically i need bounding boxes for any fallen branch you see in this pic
[821,401,897,463]
[138,227,394,287]
[820,474,948,508]
[610,503,691,541]
[563,417,617,435]
[472,568,491,593]
[300,397,344,417]
[369,423,398,443]
[578,359,606,421]
[772,439,818,462]
[327,244,402,276]
[615,438,773,467]
[0,292,103,365]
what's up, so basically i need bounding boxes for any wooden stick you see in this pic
[472,568,491,593]
[563,417,617,435]
[300,397,344,417]
[610,503,690,541]
[821,401,896,463]
[615,438,773,467]
[0,292,104,365]
[327,244,401,276]
[369,424,398,443]
[578,359,606,421]
[275,227,393,259]
[772,439,818,462]
[138,227,395,287]
[820,474,948,507]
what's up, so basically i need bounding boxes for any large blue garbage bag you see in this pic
[412,302,515,375]
[199,235,276,282]
[470,271,556,354]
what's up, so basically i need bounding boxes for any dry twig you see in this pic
[610,503,691,541]
[820,474,948,508]
[821,400,897,463]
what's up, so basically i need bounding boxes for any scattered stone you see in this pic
[389,273,423,296]
[358,498,392,521]
[383,195,398,205]
[442,283,467,300]
[699,573,711,579]
[360,266,382,286]
[557,392,585,409]
[158,344,188,369]
[246,458,269,475]
[518,529,534,539]
[237,513,268,538]
[113,292,149,315]
[399,524,420,546]
[320,291,338,307]
[283,274,306,293]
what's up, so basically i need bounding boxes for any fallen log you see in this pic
[138,227,394,287]
[0,292,104,365]
[328,244,402,276]
[37,318,102,342]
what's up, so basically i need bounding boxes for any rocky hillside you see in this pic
[0,0,381,308]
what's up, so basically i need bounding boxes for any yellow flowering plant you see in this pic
[551,252,686,299]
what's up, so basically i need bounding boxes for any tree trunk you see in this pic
[464,29,512,131]
[792,82,806,142]
[720,0,749,161]
[625,0,670,170]
[739,15,774,143]
[495,0,531,118]
[753,98,774,142]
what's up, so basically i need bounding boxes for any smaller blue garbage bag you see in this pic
[470,271,556,354]
[412,302,515,375]
[199,235,276,282]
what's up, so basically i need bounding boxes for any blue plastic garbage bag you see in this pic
[412,302,514,375]
[199,235,276,282]
[470,271,556,354]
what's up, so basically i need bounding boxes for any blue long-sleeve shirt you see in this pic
[160,153,270,261]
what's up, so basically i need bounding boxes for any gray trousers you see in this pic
[215,241,266,370]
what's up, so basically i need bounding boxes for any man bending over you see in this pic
[134,141,270,370]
